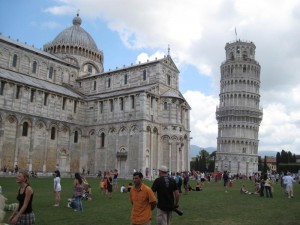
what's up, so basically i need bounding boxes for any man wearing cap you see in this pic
[151,165,180,225]
[130,172,157,225]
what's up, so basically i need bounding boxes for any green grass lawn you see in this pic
[1,176,300,225]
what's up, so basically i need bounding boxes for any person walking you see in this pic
[8,170,35,225]
[113,169,119,192]
[284,172,295,198]
[106,171,113,199]
[175,172,182,194]
[259,173,265,197]
[151,165,180,225]
[53,170,61,207]
[223,171,229,193]
[130,172,156,225]
[264,174,273,198]
[183,172,189,195]
[73,172,84,211]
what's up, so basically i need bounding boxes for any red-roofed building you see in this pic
[265,157,277,171]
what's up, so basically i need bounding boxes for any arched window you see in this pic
[143,70,147,80]
[167,75,171,85]
[124,74,128,85]
[12,54,18,67]
[107,78,111,88]
[100,132,105,147]
[242,51,248,60]
[48,66,54,79]
[32,61,37,73]
[110,99,114,112]
[22,122,29,136]
[88,64,93,73]
[0,81,6,95]
[74,100,77,113]
[120,97,124,111]
[51,127,56,140]
[243,65,246,73]
[62,97,67,110]
[164,102,168,110]
[131,95,135,109]
[229,52,234,60]
[30,89,35,102]
[74,131,78,143]
[93,81,97,90]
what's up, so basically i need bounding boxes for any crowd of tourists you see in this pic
[0,167,299,225]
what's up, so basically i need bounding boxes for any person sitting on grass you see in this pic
[195,181,203,191]
[120,184,127,193]
[240,185,256,195]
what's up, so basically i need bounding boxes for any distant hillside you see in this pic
[258,151,277,157]
[190,145,216,158]
[190,145,278,158]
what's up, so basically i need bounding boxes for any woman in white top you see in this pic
[53,170,61,207]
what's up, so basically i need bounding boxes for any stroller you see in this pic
[81,190,89,200]
[67,198,76,209]
[67,188,89,209]
[81,177,92,200]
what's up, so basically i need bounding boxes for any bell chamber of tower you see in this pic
[215,40,263,176]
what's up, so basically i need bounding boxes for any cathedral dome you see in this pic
[50,13,98,52]
[43,13,104,72]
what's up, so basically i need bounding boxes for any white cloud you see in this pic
[136,51,165,64]
[43,5,75,15]
[42,0,300,154]
[183,91,218,147]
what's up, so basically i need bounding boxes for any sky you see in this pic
[1,0,300,154]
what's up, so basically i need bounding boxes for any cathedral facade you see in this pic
[0,14,191,177]
[215,40,263,176]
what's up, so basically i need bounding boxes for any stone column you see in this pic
[13,120,21,167]
[42,129,48,172]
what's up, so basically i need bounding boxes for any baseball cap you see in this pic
[159,165,169,173]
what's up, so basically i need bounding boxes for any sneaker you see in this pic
[53,204,59,207]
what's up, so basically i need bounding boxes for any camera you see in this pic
[173,207,183,216]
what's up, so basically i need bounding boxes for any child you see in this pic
[120,184,126,193]
[195,181,203,191]
[99,178,105,194]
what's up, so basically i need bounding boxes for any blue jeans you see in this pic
[75,196,83,211]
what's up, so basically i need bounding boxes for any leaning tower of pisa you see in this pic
[215,40,263,176]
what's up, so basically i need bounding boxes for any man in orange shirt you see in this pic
[130,172,157,225]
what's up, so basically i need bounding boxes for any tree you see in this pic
[276,152,280,172]
[208,151,217,172]
[258,156,263,172]
[281,150,288,163]
[195,157,199,171]
[198,149,209,171]
[262,156,271,173]
[275,150,298,173]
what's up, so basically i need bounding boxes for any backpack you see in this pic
[178,176,182,186]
